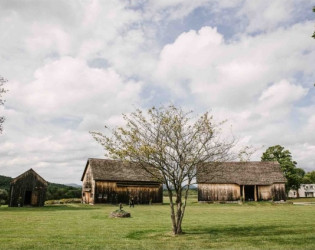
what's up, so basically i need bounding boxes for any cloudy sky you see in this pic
[0,0,315,184]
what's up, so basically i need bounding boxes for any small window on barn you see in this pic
[311,186,313,189]
[305,186,308,189]
[303,185,305,188]
[293,192,296,195]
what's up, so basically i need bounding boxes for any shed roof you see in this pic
[81,158,161,183]
[11,168,48,185]
[197,161,286,185]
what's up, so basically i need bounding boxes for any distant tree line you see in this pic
[46,183,81,200]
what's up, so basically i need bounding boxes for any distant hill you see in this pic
[65,183,82,188]
[0,175,12,190]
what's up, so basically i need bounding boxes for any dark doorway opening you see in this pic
[24,191,32,205]
[245,185,255,201]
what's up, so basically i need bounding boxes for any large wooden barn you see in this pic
[81,158,163,204]
[197,161,286,202]
[9,169,48,207]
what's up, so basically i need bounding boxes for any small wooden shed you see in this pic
[81,158,163,205]
[197,161,286,202]
[9,169,48,207]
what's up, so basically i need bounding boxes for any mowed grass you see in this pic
[0,198,315,249]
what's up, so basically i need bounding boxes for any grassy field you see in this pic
[1,198,315,249]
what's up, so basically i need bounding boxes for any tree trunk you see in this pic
[168,190,177,234]
[166,187,191,235]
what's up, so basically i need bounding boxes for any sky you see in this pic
[0,0,315,184]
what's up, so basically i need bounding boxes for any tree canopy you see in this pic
[91,105,235,235]
[261,145,304,192]
[302,171,315,184]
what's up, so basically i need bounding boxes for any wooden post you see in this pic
[254,185,257,201]
[242,185,245,201]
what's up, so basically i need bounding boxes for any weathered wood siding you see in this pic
[94,181,163,204]
[271,183,286,201]
[82,163,95,204]
[9,172,47,207]
[198,184,240,201]
[257,185,272,200]
[198,183,286,202]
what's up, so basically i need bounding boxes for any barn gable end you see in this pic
[9,169,48,207]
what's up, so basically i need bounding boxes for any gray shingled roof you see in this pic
[11,168,48,185]
[197,161,286,185]
[81,158,160,182]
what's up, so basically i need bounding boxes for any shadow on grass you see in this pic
[126,224,307,241]
[186,225,294,237]
[0,204,101,212]
[126,230,160,240]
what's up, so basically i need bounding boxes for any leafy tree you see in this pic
[261,145,303,193]
[91,105,235,235]
[302,171,315,184]
[0,76,8,134]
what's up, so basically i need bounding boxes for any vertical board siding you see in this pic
[198,184,240,201]
[271,183,286,201]
[94,181,163,204]
[82,163,94,204]
[9,172,47,207]
[258,186,272,200]
[198,183,287,202]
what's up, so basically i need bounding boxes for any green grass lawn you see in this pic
[1,198,315,249]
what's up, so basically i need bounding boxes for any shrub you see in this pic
[0,189,8,205]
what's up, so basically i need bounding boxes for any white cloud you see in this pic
[238,0,294,33]
[258,80,308,117]
[155,23,315,109]
[25,24,71,56]
[11,57,142,117]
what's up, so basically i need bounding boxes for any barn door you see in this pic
[31,191,38,205]
[85,192,90,204]
[24,191,32,205]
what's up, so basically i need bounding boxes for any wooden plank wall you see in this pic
[271,183,286,201]
[9,174,47,207]
[198,184,240,201]
[94,181,163,204]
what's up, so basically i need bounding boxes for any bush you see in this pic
[0,189,8,205]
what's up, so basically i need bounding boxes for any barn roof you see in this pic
[197,161,286,185]
[11,168,48,185]
[81,158,161,183]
